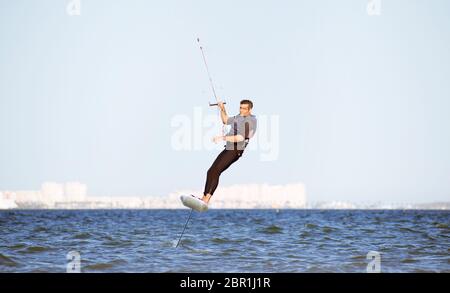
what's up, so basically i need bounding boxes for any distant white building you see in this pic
[3,190,41,203]
[0,182,88,208]
[41,182,64,203]
[0,191,18,209]
[64,182,87,201]
[2,182,309,209]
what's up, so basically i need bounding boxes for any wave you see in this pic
[211,237,232,244]
[222,248,240,255]
[7,243,26,250]
[73,232,93,240]
[434,223,448,229]
[304,223,318,229]
[322,226,337,233]
[19,246,52,254]
[250,239,270,245]
[84,259,128,271]
[349,255,366,260]
[102,239,134,247]
[260,225,283,234]
[0,253,19,267]
[401,258,419,264]
[32,226,48,233]
[399,227,422,234]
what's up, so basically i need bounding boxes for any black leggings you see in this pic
[203,148,243,196]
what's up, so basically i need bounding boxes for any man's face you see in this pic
[239,104,251,116]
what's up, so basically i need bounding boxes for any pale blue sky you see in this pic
[1,0,449,203]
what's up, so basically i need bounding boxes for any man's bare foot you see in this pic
[201,194,212,204]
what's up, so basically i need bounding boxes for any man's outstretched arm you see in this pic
[224,134,244,142]
[213,134,244,144]
[218,102,229,124]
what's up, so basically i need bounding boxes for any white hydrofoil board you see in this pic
[180,195,208,212]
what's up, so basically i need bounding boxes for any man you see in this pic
[201,99,257,204]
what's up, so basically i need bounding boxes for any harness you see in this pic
[233,118,250,150]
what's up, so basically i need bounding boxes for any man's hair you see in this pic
[240,99,253,109]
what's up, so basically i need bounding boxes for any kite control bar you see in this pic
[209,102,226,107]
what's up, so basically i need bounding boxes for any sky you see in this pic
[0,0,449,203]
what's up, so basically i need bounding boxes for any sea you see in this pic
[0,209,449,273]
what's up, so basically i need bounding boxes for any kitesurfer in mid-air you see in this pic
[200,99,257,204]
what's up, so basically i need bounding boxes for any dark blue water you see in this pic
[0,209,449,272]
